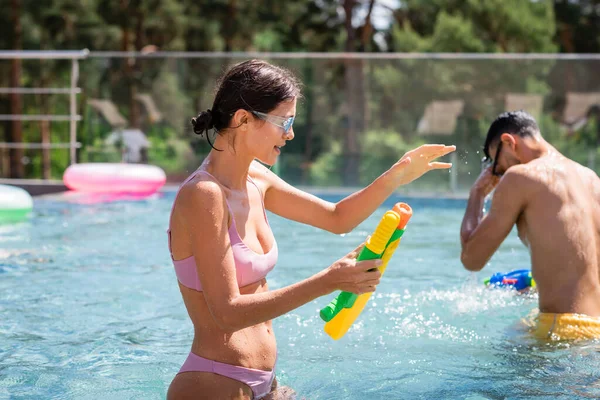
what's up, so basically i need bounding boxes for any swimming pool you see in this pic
[2,190,599,399]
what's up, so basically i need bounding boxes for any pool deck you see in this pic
[0,179,68,196]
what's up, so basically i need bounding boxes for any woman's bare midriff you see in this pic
[180,278,278,371]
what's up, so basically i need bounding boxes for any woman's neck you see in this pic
[201,146,253,190]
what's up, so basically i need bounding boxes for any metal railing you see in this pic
[87,51,600,60]
[2,51,599,190]
[0,49,88,165]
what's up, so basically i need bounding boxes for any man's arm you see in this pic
[460,168,499,246]
[460,167,530,271]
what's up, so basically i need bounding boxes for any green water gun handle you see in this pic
[319,209,402,322]
[319,245,381,322]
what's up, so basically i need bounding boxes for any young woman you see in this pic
[167,59,455,399]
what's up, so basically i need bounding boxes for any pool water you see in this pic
[2,191,600,399]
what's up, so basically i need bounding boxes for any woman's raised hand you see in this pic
[391,144,456,186]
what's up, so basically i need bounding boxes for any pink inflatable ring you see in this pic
[63,163,166,194]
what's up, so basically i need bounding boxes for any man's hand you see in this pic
[461,167,500,247]
[471,167,500,197]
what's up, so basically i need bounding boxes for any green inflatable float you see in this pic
[0,184,33,223]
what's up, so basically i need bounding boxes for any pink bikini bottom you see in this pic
[178,352,276,399]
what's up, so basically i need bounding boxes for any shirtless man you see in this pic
[460,110,600,340]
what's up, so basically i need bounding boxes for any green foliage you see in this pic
[1,0,598,186]
[554,0,600,53]
[147,136,194,174]
[151,65,192,136]
[309,131,428,187]
[428,12,487,53]
[391,0,557,53]
[359,130,424,185]
[391,22,429,52]
[309,141,344,186]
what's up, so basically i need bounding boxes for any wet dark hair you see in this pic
[483,110,540,160]
[191,59,302,150]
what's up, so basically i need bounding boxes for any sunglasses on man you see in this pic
[481,142,503,177]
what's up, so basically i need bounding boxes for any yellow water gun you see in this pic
[320,202,413,340]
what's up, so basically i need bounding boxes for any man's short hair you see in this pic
[483,110,540,160]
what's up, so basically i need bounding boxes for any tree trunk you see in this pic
[9,0,24,178]
[130,9,146,130]
[558,23,576,94]
[40,70,51,179]
[302,61,314,184]
[342,0,365,186]
[121,0,139,130]
[224,0,237,51]
[39,31,52,180]
[360,0,376,51]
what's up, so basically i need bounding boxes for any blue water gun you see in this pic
[484,269,536,291]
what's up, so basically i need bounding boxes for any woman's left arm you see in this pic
[258,144,455,234]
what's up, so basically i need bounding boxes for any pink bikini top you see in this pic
[167,170,278,292]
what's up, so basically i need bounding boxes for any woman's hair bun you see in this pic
[191,109,214,135]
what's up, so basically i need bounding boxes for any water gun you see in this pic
[484,269,536,291]
[319,202,413,340]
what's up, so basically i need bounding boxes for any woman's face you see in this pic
[245,98,297,166]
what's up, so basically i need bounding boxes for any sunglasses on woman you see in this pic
[252,111,295,133]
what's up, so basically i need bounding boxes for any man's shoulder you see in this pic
[569,159,599,180]
[500,164,537,185]
[504,160,564,186]
[495,164,544,202]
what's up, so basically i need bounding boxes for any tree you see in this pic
[96,0,185,128]
[554,0,600,53]
[379,0,557,151]
[26,0,104,177]
[390,0,557,53]
[0,0,596,182]
[8,0,24,178]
